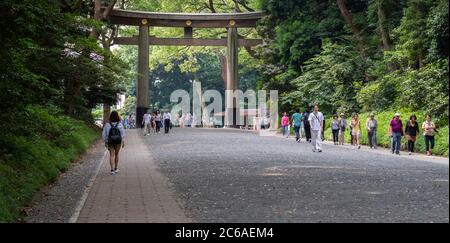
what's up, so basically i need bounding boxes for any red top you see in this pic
[281,116,289,126]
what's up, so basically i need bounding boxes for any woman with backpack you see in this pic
[102,111,125,175]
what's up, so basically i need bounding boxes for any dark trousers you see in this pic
[349,129,353,145]
[407,140,415,152]
[332,129,339,143]
[164,119,171,133]
[391,132,402,154]
[368,130,377,148]
[156,121,161,133]
[424,135,435,151]
[305,124,311,142]
[294,126,300,141]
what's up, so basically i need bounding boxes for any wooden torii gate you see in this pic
[105,9,263,126]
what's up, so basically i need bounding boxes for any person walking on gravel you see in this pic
[300,111,305,139]
[291,109,303,142]
[366,112,378,149]
[390,113,403,155]
[351,113,362,149]
[338,113,347,145]
[331,114,340,145]
[142,111,151,136]
[405,114,420,155]
[155,111,162,134]
[422,114,436,156]
[308,105,324,152]
[281,112,290,138]
[102,111,125,175]
[164,111,172,134]
[303,108,311,143]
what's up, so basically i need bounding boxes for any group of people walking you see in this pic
[282,107,439,156]
[142,110,172,135]
[282,105,325,152]
[102,107,439,176]
[124,113,136,129]
[389,113,437,156]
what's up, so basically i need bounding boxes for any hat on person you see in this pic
[370,112,375,116]
[340,113,345,116]
[394,112,400,117]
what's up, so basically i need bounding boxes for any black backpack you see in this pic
[108,122,122,145]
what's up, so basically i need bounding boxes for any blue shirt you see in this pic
[291,113,302,127]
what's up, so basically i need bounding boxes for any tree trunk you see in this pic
[336,0,367,60]
[376,0,397,71]
[219,55,227,89]
[89,0,117,39]
[89,0,102,39]
[103,103,111,126]
[377,0,391,51]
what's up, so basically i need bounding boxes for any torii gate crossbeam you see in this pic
[105,8,263,126]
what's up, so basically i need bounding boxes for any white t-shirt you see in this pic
[308,111,324,131]
[163,113,172,120]
[143,113,151,124]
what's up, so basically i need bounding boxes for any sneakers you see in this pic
[110,170,116,175]
[114,169,120,174]
[318,150,322,153]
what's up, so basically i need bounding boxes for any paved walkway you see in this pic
[76,130,189,223]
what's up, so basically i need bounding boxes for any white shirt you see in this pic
[308,111,324,131]
[163,113,172,120]
[143,113,151,124]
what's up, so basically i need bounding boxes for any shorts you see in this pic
[351,131,360,136]
[406,135,417,142]
[108,143,121,151]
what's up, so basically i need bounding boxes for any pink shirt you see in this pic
[281,116,289,126]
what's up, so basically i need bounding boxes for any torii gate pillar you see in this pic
[225,27,239,127]
[136,25,149,126]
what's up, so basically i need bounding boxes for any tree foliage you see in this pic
[259,0,449,125]
[0,0,128,124]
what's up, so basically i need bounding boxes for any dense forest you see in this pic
[0,0,448,222]
[258,0,448,125]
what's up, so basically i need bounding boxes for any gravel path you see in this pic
[144,128,449,223]
[25,140,105,223]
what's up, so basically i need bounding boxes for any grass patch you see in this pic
[0,106,99,222]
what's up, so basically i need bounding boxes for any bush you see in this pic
[0,106,99,222]
[323,109,449,156]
